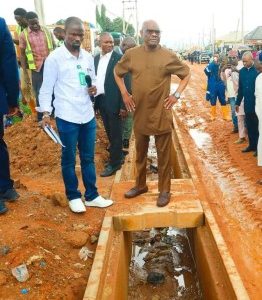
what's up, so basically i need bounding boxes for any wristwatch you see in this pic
[173,91,181,99]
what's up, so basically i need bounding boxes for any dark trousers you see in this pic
[0,115,13,192]
[97,96,123,168]
[134,131,172,193]
[31,65,44,121]
[245,112,259,150]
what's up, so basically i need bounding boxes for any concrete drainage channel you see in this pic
[83,112,249,300]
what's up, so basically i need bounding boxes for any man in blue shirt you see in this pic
[204,54,230,121]
[236,51,258,154]
[0,18,20,214]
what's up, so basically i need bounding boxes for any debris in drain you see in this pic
[128,228,203,299]
[150,164,158,173]
[147,271,165,285]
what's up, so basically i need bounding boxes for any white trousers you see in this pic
[237,115,246,139]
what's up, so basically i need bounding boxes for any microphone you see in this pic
[85,74,95,103]
[85,75,92,88]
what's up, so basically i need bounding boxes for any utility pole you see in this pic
[34,0,45,25]
[212,14,215,54]
[241,0,244,44]
[122,0,138,40]
[235,18,240,43]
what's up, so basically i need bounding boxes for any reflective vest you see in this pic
[16,25,22,36]
[24,27,53,70]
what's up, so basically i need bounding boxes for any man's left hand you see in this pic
[88,85,97,96]
[164,95,178,109]
[119,109,128,120]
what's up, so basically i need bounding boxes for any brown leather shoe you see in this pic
[124,186,148,198]
[157,192,171,207]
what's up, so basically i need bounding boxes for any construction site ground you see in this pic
[0,63,261,300]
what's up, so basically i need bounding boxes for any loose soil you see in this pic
[0,63,261,300]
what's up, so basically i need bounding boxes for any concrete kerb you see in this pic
[83,112,249,300]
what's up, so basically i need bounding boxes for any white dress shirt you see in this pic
[255,73,262,166]
[255,73,262,104]
[95,51,113,96]
[39,44,96,124]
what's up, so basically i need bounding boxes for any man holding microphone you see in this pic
[39,17,113,213]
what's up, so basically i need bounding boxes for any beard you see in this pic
[72,42,80,50]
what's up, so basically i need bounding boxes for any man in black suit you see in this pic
[94,32,126,177]
[0,18,20,214]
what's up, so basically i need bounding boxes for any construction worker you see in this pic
[204,54,230,121]
[19,11,55,123]
[13,8,36,115]
[13,8,28,48]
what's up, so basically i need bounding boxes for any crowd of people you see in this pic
[204,49,262,181]
[1,6,261,216]
[0,7,191,214]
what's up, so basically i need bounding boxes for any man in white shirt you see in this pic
[94,33,126,177]
[255,52,262,180]
[39,17,113,213]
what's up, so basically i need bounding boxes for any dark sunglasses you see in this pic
[145,29,161,35]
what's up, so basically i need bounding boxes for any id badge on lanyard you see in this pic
[77,64,86,86]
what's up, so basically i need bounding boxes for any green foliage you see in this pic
[96,5,135,36]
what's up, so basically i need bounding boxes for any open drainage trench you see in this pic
[128,136,203,300]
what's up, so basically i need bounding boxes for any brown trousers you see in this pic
[134,131,171,192]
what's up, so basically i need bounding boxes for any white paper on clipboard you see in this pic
[44,125,65,147]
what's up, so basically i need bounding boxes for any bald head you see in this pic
[140,20,161,49]
[141,20,160,32]
[99,32,114,55]
[242,51,254,68]
[121,37,136,53]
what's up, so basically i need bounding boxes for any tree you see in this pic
[96,5,135,36]
[111,17,135,36]
[96,4,113,32]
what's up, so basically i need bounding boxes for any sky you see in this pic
[1,0,261,48]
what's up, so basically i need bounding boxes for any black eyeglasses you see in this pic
[145,29,161,35]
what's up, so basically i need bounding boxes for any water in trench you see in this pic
[128,228,203,300]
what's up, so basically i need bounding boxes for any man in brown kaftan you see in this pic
[114,20,190,207]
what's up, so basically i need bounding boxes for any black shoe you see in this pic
[100,164,121,177]
[231,128,238,134]
[0,200,8,214]
[0,188,19,202]
[123,139,129,148]
[241,147,255,153]
[253,151,258,157]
